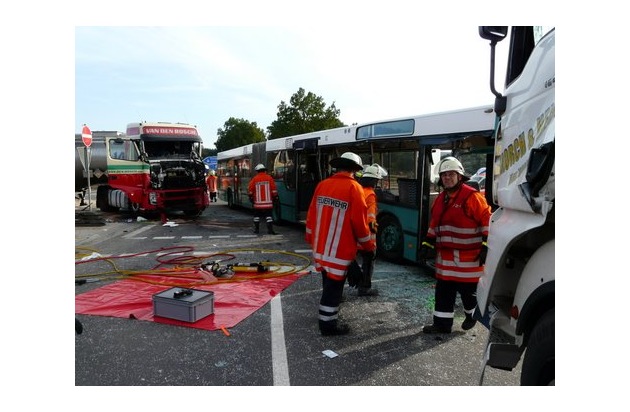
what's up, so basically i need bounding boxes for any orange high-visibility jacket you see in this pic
[427,184,491,283]
[358,186,378,249]
[206,174,218,193]
[248,172,278,210]
[305,172,375,281]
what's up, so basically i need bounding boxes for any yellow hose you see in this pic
[75,246,312,287]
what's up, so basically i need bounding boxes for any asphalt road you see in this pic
[74,195,521,391]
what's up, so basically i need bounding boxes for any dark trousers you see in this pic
[358,250,374,289]
[319,270,345,329]
[253,209,273,224]
[346,251,374,289]
[432,279,478,329]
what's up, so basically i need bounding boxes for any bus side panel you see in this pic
[274,180,299,224]
[402,218,421,262]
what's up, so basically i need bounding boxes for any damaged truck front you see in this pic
[77,121,209,218]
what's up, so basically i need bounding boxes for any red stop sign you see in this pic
[82,125,93,147]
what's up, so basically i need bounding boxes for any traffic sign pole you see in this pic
[86,146,92,210]
[82,125,93,210]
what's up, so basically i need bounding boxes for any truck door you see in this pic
[107,138,146,191]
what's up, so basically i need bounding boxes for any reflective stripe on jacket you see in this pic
[427,184,491,282]
[248,172,278,210]
[305,172,375,281]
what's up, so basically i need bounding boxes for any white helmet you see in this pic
[330,152,363,171]
[209,169,216,176]
[254,163,266,171]
[362,164,385,179]
[438,157,465,175]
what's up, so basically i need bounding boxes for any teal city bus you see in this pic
[217,105,496,263]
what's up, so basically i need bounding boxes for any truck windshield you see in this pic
[144,141,195,158]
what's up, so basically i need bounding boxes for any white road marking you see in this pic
[271,294,290,386]
[122,225,156,239]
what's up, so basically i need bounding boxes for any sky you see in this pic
[75,25,507,149]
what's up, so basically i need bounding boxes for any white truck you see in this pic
[476,26,555,385]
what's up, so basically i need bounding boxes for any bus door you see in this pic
[293,138,320,222]
[233,157,251,206]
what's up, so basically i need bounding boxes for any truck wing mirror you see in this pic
[479,26,508,115]
[479,26,508,42]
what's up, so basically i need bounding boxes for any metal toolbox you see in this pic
[152,287,214,322]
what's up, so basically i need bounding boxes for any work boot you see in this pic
[358,287,379,297]
[320,321,350,336]
[461,315,477,331]
[422,324,452,334]
[253,222,260,234]
[267,223,277,235]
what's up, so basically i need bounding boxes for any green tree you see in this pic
[201,148,217,158]
[266,88,345,139]
[214,117,266,152]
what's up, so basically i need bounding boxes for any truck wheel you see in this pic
[521,309,555,385]
[130,202,140,216]
[377,214,403,262]
[96,186,117,212]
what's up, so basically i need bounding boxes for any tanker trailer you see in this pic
[75,131,118,205]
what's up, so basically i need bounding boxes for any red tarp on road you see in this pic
[75,272,308,331]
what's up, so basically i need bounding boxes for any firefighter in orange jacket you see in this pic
[305,152,375,336]
[248,163,279,235]
[206,169,218,202]
[418,157,492,334]
[347,163,386,296]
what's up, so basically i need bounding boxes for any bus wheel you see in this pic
[377,215,403,262]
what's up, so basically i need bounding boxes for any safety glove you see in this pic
[418,237,436,259]
[478,236,488,265]
[369,221,378,234]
